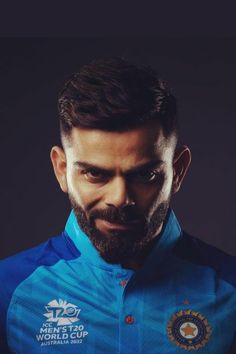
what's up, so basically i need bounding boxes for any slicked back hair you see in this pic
[58,57,178,142]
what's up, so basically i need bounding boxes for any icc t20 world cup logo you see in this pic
[44,299,81,325]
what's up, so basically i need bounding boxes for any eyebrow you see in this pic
[73,159,164,175]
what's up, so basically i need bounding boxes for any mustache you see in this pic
[89,205,143,224]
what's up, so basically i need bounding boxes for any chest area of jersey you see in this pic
[7,262,235,353]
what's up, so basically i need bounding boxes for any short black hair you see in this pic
[58,57,177,140]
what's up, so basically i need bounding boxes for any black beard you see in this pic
[68,194,170,266]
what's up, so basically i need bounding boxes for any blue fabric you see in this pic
[0,209,235,353]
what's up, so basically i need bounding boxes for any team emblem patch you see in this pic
[167,309,212,350]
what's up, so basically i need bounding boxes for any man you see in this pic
[0,57,235,353]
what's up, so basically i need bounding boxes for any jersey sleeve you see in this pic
[0,232,79,352]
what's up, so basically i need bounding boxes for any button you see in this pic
[120,280,128,287]
[125,315,135,324]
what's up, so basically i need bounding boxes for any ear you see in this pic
[50,146,68,193]
[172,145,191,194]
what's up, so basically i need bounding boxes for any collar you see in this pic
[65,208,182,273]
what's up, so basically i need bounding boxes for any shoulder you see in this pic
[174,231,236,287]
[0,232,80,293]
[0,232,80,318]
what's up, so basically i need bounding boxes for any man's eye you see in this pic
[135,170,160,182]
[82,169,106,182]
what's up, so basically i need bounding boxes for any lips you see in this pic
[99,219,140,231]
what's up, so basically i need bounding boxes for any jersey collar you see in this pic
[65,208,182,272]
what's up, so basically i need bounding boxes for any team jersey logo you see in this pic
[167,309,212,350]
[44,299,81,325]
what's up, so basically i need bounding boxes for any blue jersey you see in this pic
[0,209,236,353]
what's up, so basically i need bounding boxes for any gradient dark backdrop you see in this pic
[1,38,235,259]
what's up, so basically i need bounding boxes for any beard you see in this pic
[68,193,171,266]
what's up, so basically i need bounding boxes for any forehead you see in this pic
[65,121,175,166]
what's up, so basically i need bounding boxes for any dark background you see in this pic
[1,38,236,259]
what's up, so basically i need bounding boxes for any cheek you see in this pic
[134,172,173,210]
[158,170,174,201]
[66,170,102,210]
[133,186,158,210]
[160,174,173,198]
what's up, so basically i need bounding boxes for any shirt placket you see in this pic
[116,273,142,354]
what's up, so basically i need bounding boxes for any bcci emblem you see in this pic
[44,299,81,326]
[167,309,212,350]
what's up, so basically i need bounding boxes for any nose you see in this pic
[105,176,135,208]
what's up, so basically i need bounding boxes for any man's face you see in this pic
[51,121,190,266]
